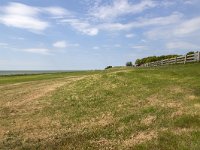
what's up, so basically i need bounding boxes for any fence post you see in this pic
[197,51,200,62]
[184,55,187,64]
[175,57,177,64]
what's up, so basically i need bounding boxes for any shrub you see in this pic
[126,62,133,66]
[105,66,112,69]
[187,51,195,55]
[135,55,179,66]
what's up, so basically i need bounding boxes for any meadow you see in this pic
[0,63,200,149]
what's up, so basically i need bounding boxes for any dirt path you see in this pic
[0,75,87,117]
[0,76,86,106]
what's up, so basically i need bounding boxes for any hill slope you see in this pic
[0,63,200,149]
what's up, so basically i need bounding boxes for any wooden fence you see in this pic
[139,51,200,67]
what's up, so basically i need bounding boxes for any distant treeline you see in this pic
[135,55,179,66]
[135,51,195,66]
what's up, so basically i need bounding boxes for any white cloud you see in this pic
[53,41,67,48]
[125,33,135,38]
[183,0,197,4]
[159,0,197,6]
[0,3,74,33]
[0,15,49,31]
[0,1,198,39]
[174,17,200,36]
[12,37,25,40]
[99,22,131,31]
[166,41,200,50]
[60,18,99,36]
[53,40,80,48]
[99,12,182,31]
[90,0,157,21]
[0,2,49,32]
[0,2,87,35]
[135,12,182,27]
[43,7,70,18]
[146,16,200,40]
[132,45,147,50]
[22,48,50,55]
[93,46,100,50]
[58,11,182,36]
[2,2,40,16]
[146,27,169,39]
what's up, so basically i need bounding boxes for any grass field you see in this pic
[0,63,200,149]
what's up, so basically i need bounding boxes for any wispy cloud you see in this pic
[89,0,157,21]
[43,7,69,18]
[53,41,67,48]
[0,1,185,36]
[131,45,147,50]
[22,48,50,55]
[93,46,100,50]
[166,41,200,50]
[60,18,99,36]
[11,37,25,40]
[0,2,49,32]
[146,16,200,40]
[125,33,135,38]
[183,0,197,4]
[98,12,182,31]
[174,17,200,36]
[53,40,79,48]
[0,2,99,36]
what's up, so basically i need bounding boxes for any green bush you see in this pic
[187,51,195,55]
[126,62,133,66]
[105,66,112,69]
[135,55,179,66]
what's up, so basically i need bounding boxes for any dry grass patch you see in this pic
[171,110,184,118]
[124,130,158,147]
[194,104,200,108]
[187,95,197,100]
[80,113,114,130]
[163,102,182,108]
[140,115,156,126]
[146,95,161,107]
[173,128,200,135]
[169,86,184,94]
[90,138,117,149]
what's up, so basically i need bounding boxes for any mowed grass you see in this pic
[0,63,200,149]
[0,70,100,85]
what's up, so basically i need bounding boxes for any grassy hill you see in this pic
[0,63,200,149]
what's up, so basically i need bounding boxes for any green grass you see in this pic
[0,70,100,85]
[0,63,200,149]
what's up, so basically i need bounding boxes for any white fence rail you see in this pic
[139,51,200,67]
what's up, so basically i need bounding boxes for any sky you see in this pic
[0,0,200,70]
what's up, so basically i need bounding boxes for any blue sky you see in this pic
[0,0,200,70]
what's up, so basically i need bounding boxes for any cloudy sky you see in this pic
[0,0,200,70]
